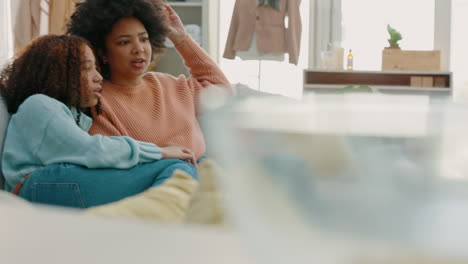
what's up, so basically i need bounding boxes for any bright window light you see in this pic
[451,0,468,100]
[218,0,309,99]
[0,0,13,66]
[341,0,435,71]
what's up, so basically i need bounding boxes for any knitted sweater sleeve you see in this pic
[19,95,163,169]
[89,104,124,137]
[175,36,234,97]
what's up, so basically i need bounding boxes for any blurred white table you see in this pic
[0,202,255,264]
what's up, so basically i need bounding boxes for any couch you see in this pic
[0,84,280,191]
[0,97,10,190]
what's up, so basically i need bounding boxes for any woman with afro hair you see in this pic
[67,0,234,163]
[0,35,199,209]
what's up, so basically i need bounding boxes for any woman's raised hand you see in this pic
[161,145,197,168]
[163,4,187,46]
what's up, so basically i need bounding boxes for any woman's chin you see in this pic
[134,68,148,76]
[81,98,99,108]
[128,64,148,75]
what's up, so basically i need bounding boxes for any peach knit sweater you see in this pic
[89,37,232,159]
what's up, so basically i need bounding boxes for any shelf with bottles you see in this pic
[155,0,218,76]
[164,0,203,48]
[303,69,452,94]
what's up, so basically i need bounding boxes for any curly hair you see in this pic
[67,0,169,79]
[0,35,96,115]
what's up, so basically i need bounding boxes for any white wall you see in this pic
[3,0,48,62]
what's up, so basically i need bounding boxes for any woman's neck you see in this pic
[108,76,142,86]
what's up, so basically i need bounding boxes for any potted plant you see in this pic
[382,24,441,70]
[386,24,402,49]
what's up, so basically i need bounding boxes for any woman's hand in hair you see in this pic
[163,4,188,46]
[161,144,198,168]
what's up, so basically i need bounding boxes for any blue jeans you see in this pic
[18,159,198,208]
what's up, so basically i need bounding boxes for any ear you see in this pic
[97,49,108,63]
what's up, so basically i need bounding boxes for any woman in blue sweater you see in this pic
[0,35,198,208]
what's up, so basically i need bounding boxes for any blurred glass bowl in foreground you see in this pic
[202,92,468,264]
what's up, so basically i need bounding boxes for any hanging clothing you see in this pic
[223,0,302,65]
[13,0,42,52]
[237,32,285,62]
[49,0,78,34]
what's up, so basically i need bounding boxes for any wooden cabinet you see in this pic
[303,70,452,95]
[155,0,219,76]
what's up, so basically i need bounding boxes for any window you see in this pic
[340,0,435,71]
[451,0,468,100]
[218,0,310,99]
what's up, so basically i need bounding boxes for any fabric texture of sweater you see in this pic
[223,0,302,65]
[2,94,163,191]
[89,36,233,159]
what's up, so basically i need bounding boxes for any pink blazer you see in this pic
[223,0,302,65]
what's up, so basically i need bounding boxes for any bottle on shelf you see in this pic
[347,49,354,70]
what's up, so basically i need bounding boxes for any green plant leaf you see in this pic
[341,85,373,93]
[387,24,403,47]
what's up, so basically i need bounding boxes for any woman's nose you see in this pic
[133,43,144,54]
[95,71,103,83]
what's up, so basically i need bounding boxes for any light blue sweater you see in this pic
[1,94,163,191]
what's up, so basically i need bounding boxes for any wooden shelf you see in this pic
[304,84,450,93]
[303,70,452,94]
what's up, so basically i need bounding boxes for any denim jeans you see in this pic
[18,159,198,208]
